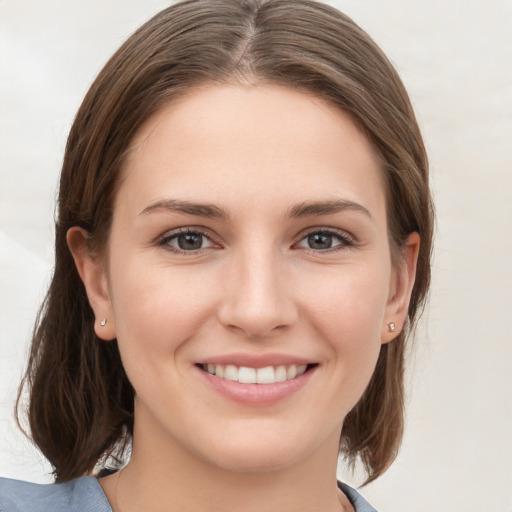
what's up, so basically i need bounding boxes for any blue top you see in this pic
[0,476,377,511]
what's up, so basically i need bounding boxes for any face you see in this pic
[72,84,417,475]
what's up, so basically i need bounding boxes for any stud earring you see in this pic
[100,318,107,327]
[388,322,396,332]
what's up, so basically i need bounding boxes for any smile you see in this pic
[200,363,309,384]
[196,359,318,405]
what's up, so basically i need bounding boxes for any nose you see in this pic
[217,248,298,339]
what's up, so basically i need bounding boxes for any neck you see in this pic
[108,411,346,512]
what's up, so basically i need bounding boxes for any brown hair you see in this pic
[18,0,433,484]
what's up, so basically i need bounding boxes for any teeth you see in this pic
[275,365,287,382]
[256,366,275,384]
[202,363,310,384]
[238,367,256,384]
[287,365,297,380]
[224,365,238,381]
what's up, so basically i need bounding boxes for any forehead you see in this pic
[118,84,386,218]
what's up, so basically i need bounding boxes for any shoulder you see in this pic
[0,476,112,512]
[338,481,378,512]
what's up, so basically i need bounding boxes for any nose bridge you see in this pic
[219,243,296,337]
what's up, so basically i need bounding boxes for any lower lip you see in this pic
[196,366,316,406]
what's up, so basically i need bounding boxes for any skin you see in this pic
[68,84,419,512]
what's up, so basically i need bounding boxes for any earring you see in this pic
[388,322,396,332]
[100,318,107,327]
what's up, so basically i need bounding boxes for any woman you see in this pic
[1,0,433,510]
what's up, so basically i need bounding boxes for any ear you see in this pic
[381,232,420,343]
[67,227,117,340]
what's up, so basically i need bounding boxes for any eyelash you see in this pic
[157,227,355,255]
[294,227,355,253]
[157,227,218,255]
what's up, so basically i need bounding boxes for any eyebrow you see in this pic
[139,198,371,220]
[288,199,372,219]
[139,199,229,219]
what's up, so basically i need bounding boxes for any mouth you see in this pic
[197,363,317,384]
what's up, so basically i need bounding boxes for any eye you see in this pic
[158,229,217,253]
[295,229,354,251]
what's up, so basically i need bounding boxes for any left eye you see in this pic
[296,230,352,251]
[161,231,215,252]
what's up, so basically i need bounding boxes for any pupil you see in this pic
[178,233,203,250]
[308,233,332,250]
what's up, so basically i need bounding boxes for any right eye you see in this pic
[158,229,218,254]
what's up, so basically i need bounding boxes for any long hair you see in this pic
[18,0,433,483]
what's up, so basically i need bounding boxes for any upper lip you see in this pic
[197,353,315,368]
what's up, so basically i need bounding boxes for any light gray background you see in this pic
[1,1,511,510]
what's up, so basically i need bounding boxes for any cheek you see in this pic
[108,255,216,367]
[299,263,390,390]
[303,261,389,336]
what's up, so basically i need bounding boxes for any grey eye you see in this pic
[161,230,216,252]
[295,230,352,251]
[307,233,335,250]
[176,233,205,250]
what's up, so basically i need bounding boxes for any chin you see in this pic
[204,447,299,475]
[189,426,322,475]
